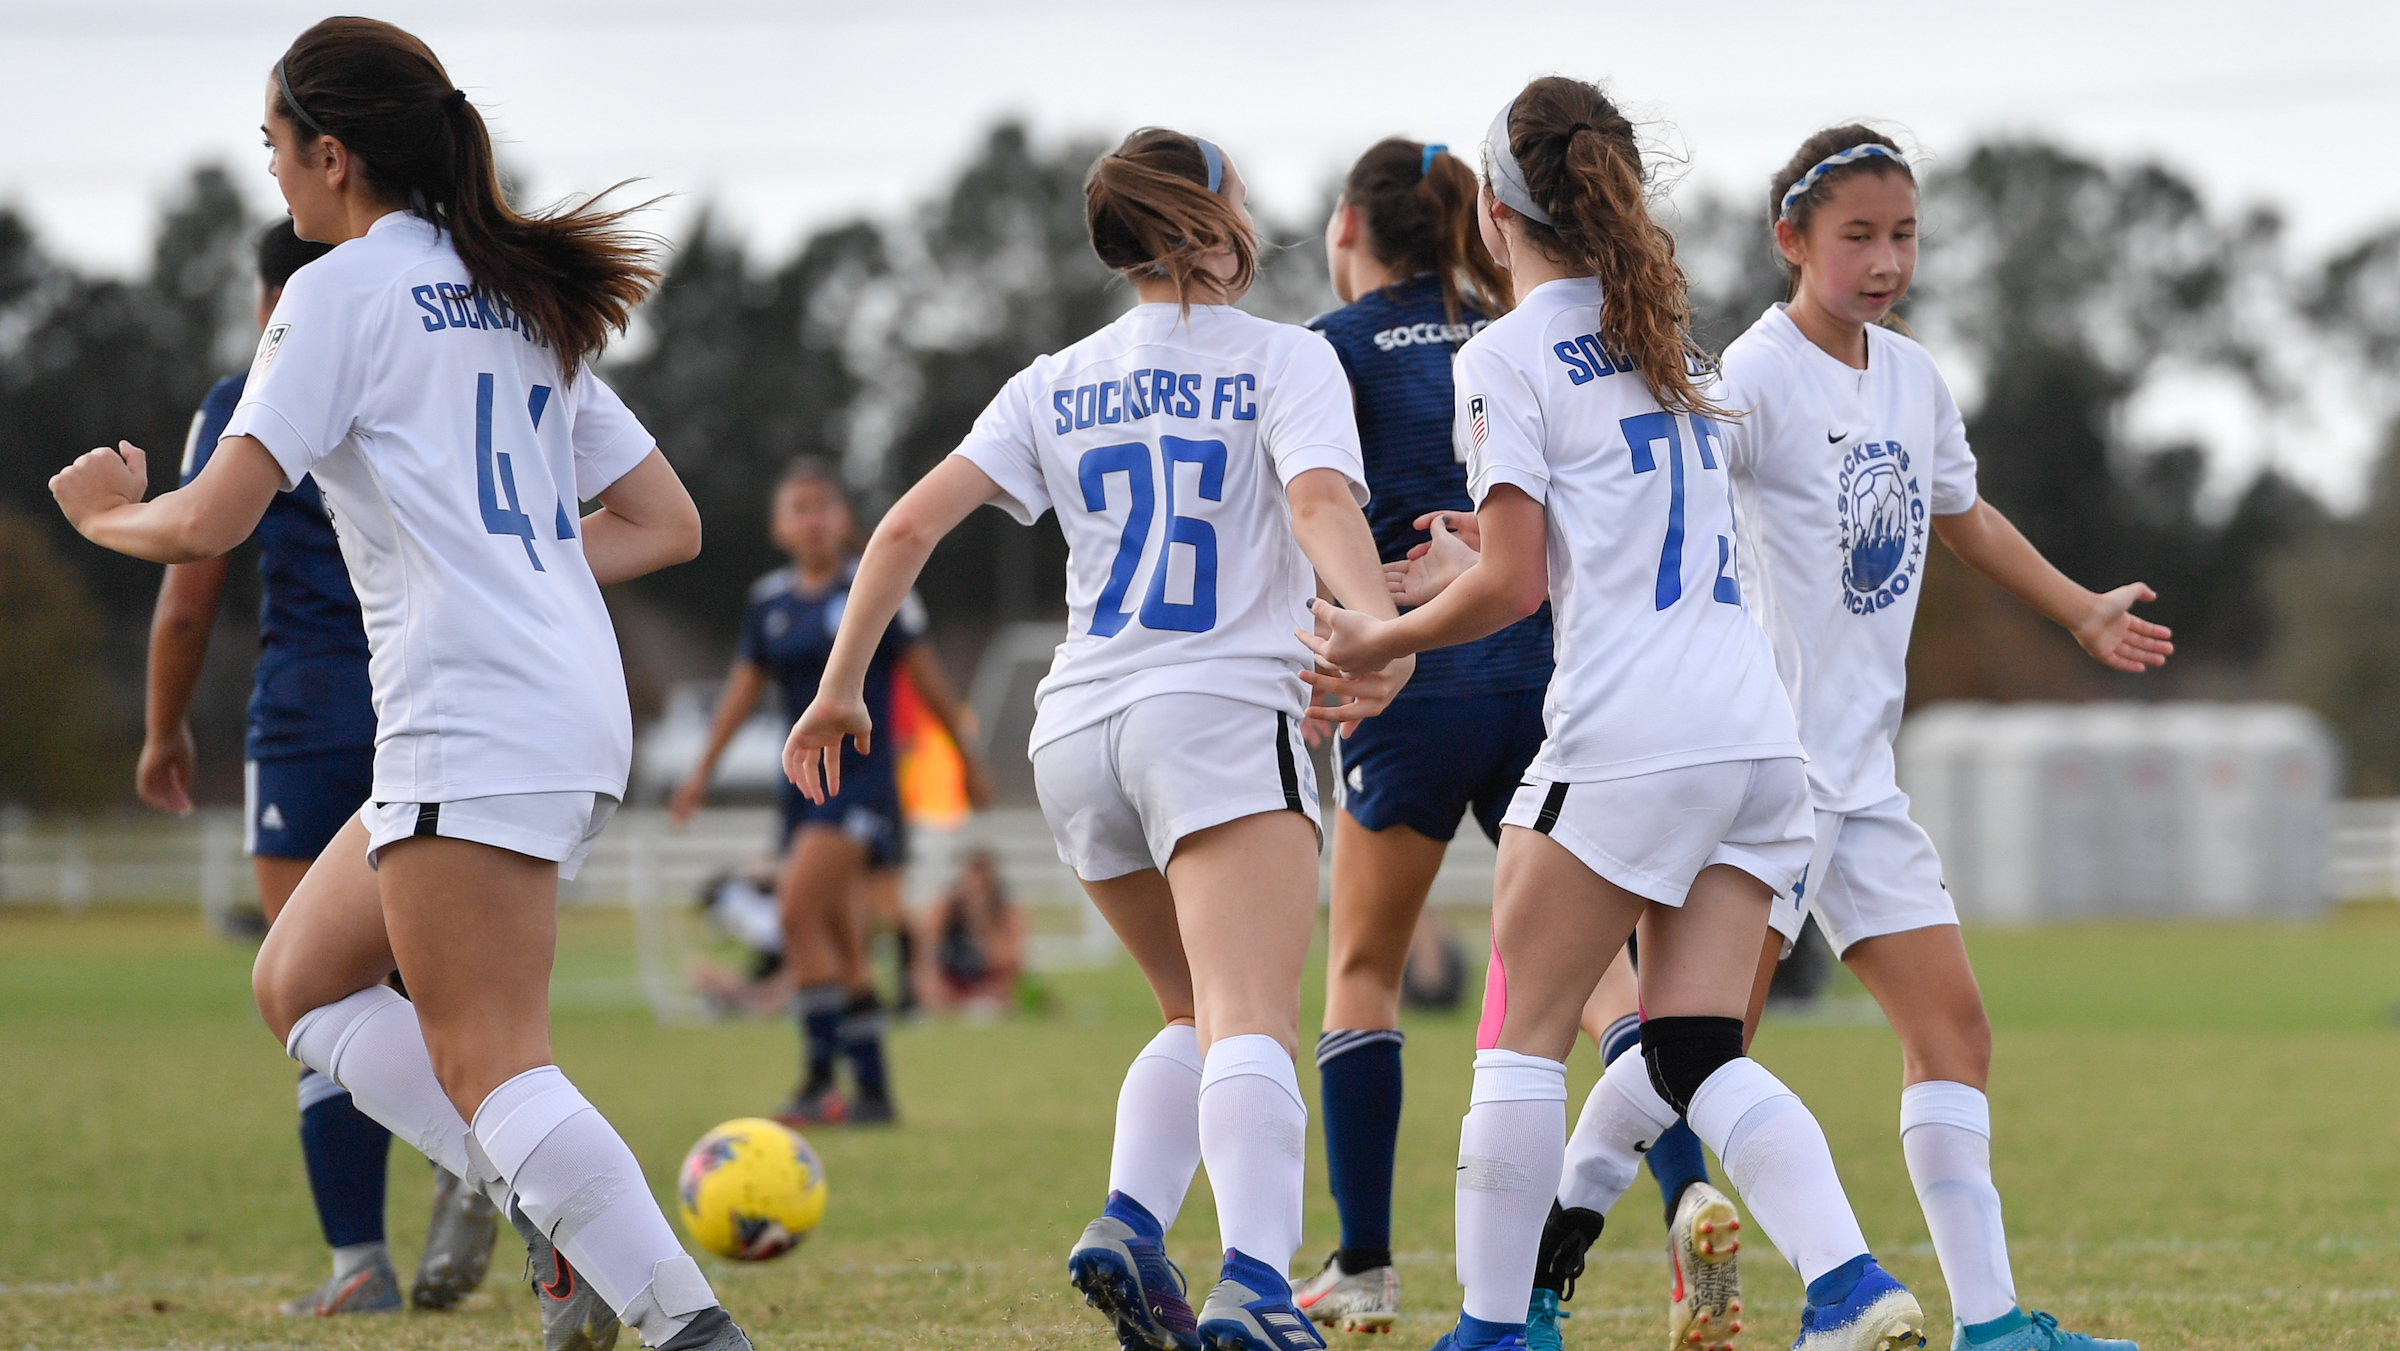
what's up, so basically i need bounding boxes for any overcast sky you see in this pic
[5,0,2397,493]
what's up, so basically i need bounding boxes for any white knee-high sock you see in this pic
[285,986,471,1178]
[1901,1081,2016,1325]
[475,1066,717,1347]
[1686,1058,1868,1286]
[1557,1046,1677,1214]
[1197,1034,1307,1272]
[1108,1024,1204,1229]
[1456,1050,1568,1325]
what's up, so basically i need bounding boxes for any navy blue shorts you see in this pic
[1334,688,1547,844]
[776,776,906,871]
[246,749,375,861]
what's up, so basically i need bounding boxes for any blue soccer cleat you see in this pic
[1952,1308,2136,1351]
[1792,1255,1925,1351]
[1068,1192,1199,1351]
[1430,1311,1533,1351]
[1194,1249,1327,1351]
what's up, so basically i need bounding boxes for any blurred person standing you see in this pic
[136,220,498,1317]
[668,458,989,1126]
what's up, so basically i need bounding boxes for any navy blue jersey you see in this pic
[181,373,375,759]
[1309,276,1553,696]
[737,561,926,793]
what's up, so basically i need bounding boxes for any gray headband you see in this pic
[275,60,330,140]
[1481,98,1552,226]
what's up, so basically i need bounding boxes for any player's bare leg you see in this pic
[777,826,872,1125]
[1297,815,1446,1331]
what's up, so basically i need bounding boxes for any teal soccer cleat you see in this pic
[1953,1309,2136,1351]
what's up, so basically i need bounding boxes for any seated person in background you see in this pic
[691,860,799,1019]
[914,850,1024,1014]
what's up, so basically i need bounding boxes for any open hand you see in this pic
[1302,652,1416,736]
[784,692,872,804]
[135,723,197,816]
[2075,583,2174,673]
[1388,512,1480,608]
[51,441,149,537]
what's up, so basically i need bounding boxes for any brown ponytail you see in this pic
[1340,138,1513,326]
[1084,128,1257,311]
[1500,77,1724,418]
[274,17,658,377]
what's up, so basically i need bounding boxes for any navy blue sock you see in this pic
[1316,1029,1403,1271]
[297,1070,391,1249]
[797,985,844,1093]
[1646,1119,1711,1224]
[840,992,890,1101]
[1596,1012,1642,1068]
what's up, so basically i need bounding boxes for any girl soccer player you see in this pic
[1548,127,2157,1351]
[784,128,1409,1351]
[1308,79,1927,1351]
[50,19,747,1351]
[670,456,989,1126]
[138,220,499,1317]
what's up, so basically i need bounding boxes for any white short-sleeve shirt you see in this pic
[221,211,656,803]
[1719,304,1980,812]
[950,302,1367,753]
[1452,277,1801,783]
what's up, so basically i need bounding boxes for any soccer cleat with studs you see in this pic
[515,1206,622,1351]
[1949,1308,2136,1351]
[1292,1250,1399,1333]
[1791,1256,1924,1351]
[1068,1192,1200,1351]
[1195,1248,1327,1351]
[278,1254,403,1316]
[1668,1182,1743,1351]
[410,1165,501,1310]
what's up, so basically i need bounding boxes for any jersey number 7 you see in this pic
[1621,411,1739,611]
[1078,437,1226,637]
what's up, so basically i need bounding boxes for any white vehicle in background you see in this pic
[631,680,792,805]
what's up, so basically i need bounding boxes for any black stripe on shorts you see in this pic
[413,802,442,838]
[1275,712,1303,814]
[1532,781,1569,835]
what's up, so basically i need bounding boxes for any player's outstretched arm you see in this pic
[1931,498,2173,673]
[785,456,1002,803]
[1929,499,2179,671]
[668,659,768,830]
[1286,467,1413,731]
[580,448,703,586]
[51,435,282,563]
[1306,483,1546,676]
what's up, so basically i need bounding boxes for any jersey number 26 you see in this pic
[1078,437,1226,637]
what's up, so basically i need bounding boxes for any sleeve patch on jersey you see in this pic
[1468,395,1488,449]
[254,323,291,374]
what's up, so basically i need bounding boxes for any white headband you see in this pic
[1481,98,1552,226]
[1779,143,1907,218]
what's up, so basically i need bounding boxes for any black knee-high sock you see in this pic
[795,985,846,1094]
[840,991,890,1101]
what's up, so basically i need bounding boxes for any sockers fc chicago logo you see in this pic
[1838,439,1927,614]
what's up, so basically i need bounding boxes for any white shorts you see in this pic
[360,793,618,881]
[1768,789,1955,956]
[1033,693,1321,882]
[1500,757,1813,905]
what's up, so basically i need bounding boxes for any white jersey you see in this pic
[222,212,657,803]
[1454,276,1800,783]
[952,302,1367,752]
[1720,304,1980,812]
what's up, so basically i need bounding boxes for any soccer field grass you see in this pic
[4,905,2397,1350]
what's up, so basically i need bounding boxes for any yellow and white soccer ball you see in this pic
[676,1117,828,1260]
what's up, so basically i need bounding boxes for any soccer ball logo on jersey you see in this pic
[1837,440,1926,613]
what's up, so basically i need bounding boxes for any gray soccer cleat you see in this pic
[1291,1251,1398,1334]
[516,1206,622,1351]
[279,1253,403,1316]
[411,1165,501,1310]
[655,1306,756,1351]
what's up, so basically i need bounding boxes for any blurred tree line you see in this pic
[5,128,2400,808]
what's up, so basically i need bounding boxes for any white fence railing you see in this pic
[2327,798,2400,902]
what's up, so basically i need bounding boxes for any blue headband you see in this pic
[1779,143,1906,218]
[1195,137,1224,194]
[1420,143,1447,177]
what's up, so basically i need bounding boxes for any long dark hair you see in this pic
[273,17,658,375]
[1085,128,1257,310]
[1767,125,1914,301]
[1499,76,1723,418]
[1342,138,1512,326]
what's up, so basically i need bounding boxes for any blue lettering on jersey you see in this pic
[1555,333,1633,385]
[410,282,540,343]
[1052,369,1254,427]
[1837,439,1927,614]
